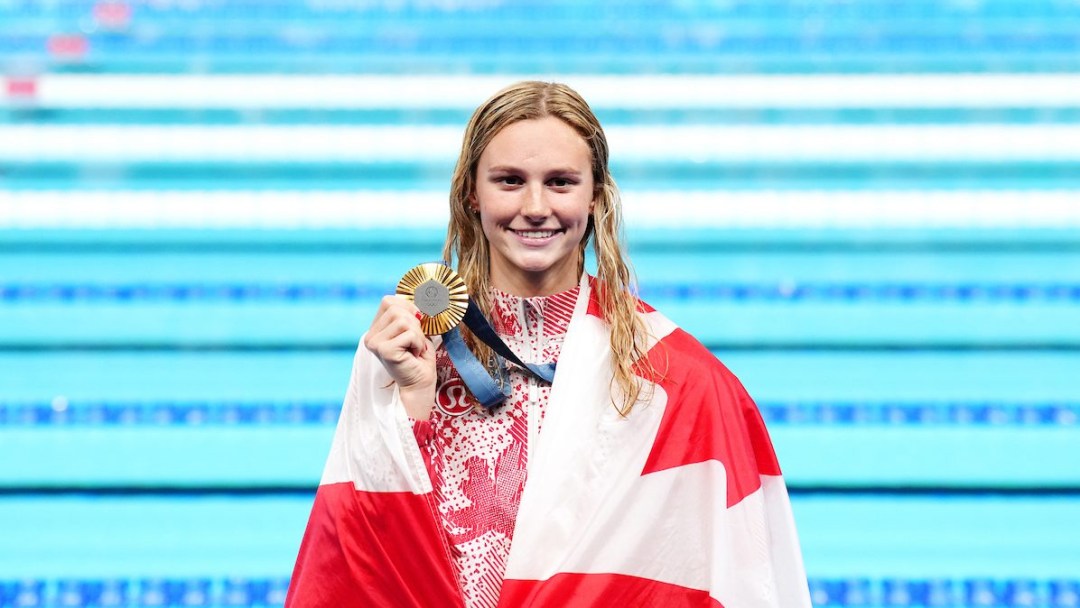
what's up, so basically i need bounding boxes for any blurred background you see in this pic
[2,1,1080,606]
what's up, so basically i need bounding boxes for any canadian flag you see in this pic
[287,277,811,607]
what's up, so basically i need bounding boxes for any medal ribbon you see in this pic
[441,299,557,410]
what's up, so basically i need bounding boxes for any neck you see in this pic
[490,268,581,298]
[492,274,578,298]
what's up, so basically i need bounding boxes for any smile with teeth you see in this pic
[511,228,563,239]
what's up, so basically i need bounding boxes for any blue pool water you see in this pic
[2,1,1080,606]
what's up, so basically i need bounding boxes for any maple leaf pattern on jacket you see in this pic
[444,441,524,545]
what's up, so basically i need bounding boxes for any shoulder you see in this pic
[632,301,783,488]
[641,320,746,397]
[582,275,747,393]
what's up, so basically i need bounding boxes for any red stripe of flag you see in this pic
[286,482,464,608]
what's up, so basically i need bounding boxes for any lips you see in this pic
[509,228,564,239]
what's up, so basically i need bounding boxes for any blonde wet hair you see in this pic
[442,80,658,413]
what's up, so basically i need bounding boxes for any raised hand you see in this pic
[363,295,437,419]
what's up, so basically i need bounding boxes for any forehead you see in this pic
[479,116,591,168]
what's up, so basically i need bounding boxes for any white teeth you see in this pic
[516,230,558,238]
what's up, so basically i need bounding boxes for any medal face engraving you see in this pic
[415,279,450,317]
[396,263,469,335]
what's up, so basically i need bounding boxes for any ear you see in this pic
[467,193,480,214]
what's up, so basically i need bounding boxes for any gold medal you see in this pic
[396,263,468,336]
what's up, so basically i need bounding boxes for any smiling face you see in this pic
[473,115,595,297]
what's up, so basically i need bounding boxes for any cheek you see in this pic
[475,184,508,217]
[477,199,512,241]
[480,215,500,239]
[561,197,594,229]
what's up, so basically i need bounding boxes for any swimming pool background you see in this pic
[2,1,1080,606]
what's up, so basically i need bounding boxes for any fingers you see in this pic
[380,327,431,362]
[365,317,426,360]
[369,295,420,334]
[364,295,428,360]
[367,296,416,341]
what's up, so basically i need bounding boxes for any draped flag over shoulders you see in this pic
[286,276,812,608]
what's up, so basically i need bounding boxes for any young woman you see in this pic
[286,81,811,608]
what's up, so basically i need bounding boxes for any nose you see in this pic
[521,183,549,222]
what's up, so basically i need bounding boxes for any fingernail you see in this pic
[415,311,423,321]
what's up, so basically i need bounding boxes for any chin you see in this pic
[514,261,558,276]
[513,252,566,272]
[490,246,581,289]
